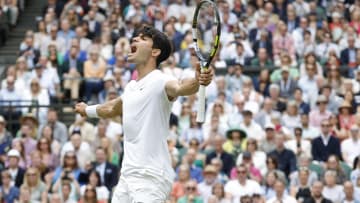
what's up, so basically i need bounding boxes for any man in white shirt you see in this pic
[224,164,262,203]
[75,25,213,202]
[341,125,360,167]
[198,165,218,202]
[343,181,360,203]
[266,179,297,203]
[240,110,265,142]
[315,32,340,62]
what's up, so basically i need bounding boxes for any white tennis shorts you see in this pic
[111,174,172,203]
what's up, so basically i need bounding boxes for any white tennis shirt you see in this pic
[120,69,176,182]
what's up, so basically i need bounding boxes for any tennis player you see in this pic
[75,25,213,202]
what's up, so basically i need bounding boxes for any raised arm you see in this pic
[75,96,123,118]
[165,64,213,100]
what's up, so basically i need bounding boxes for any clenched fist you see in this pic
[74,102,88,117]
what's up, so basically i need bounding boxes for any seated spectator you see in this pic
[98,75,116,104]
[39,124,61,156]
[224,164,262,203]
[80,170,109,202]
[266,179,297,203]
[36,137,59,170]
[210,158,229,184]
[240,110,265,142]
[61,132,93,170]
[223,128,247,160]
[83,47,106,103]
[290,167,312,202]
[285,127,311,158]
[55,180,78,203]
[79,184,105,203]
[21,78,50,124]
[198,165,219,202]
[68,114,95,146]
[268,133,297,178]
[20,167,46,202]
[324,155,349,184]
[19,32,40,69]
[270,54,299,83]
[177,180,204,203]
[281,101,301,133]
[180,112,203,148]
[250,48,273,69]
[208,182,231,203]
[0,170,20,203]
[206,135,235,176]
[289,154,319,188]
[0,115,12,155]
[259,123,277,154]
[236,138,267,176]
[53,151,81,183]
[309,96,332,128]
[10,139,27,168]
[343,181,360,203]
[322,170,344,203]
[303,181,332,203]
[38,109,68,145]
[171,164,191,202]
[351,156,360,185]
[59,45,84,101]
[311,119,342,164]
[262,171,279,200]
[342,125,360,167]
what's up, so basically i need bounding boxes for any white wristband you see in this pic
[85,105,99,118]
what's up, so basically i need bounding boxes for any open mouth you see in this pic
[130,45,137,53]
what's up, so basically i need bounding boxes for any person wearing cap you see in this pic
[0,116,12,156]
[240,109,265,142]
[309,95,332,128]
[83,46,106,102]
[198,165,219,202]
[338,101,356,132]
[98,75,116,104]
[6,149,26,188]
[231,150,262,183]
[285,127,312,158]
[260,122,277,153]
[341,125,360,166]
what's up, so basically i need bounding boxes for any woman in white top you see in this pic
[80,170,109,202]
[322,170,344,203]
[236,138,267,176]
[281,100,301,135]
[21,78,50,124]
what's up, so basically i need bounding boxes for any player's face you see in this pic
[128,34,154,64]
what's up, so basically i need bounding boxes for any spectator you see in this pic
[236,138,267,176]
[177,180,203,203]
[266,179,297,203]
[0,116,12,155]
[208,182,231,203]
[268,133,297,177]
[80,170,109,202]
[281,101,301,133]
[341,125,360,167]
[181,148,203,183]
[222,128,247,160]
[53,151,81,183]
[324,155,349,184]
[68,114,95,145]
[322,170,344,203]
[311,119,342,163]
[343,180,360,203]
[309,95,332,128]
[83,47,106,102]
[38,109,68,145]
[20,167,46,202]
[36,137,59,170]
[206,135,235,176]
[299,113,320,140]
[290,167,312,202]
[259,123,277,154]
[171,164,191,202]
[240,110,265,142]
[198,165,219,202]
[224,164,262,203]
[303,181,332,203]
[285,127,311,158]
[0,170,20,203]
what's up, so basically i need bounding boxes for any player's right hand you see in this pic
[74,102,88,117]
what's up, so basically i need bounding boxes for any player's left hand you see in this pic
[196,63,213,86]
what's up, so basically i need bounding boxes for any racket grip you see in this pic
[196,85,206,123]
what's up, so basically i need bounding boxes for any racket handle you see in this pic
[196,85,206,123]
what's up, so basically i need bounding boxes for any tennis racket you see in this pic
[192,0,221,122]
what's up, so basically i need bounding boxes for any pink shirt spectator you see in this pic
[309,110,332,128]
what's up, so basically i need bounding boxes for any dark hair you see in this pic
[88,170,101,187]
[134,25,172,67]
[354,156,360,170]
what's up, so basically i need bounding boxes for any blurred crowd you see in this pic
[0,0,24,46]
[1,0,360,202]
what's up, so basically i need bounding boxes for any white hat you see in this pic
[265,123,275,129]
[7,149,20,158]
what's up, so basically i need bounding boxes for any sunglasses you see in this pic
[186,186,196,191]
[237,170,247,174]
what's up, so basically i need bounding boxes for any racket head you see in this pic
[192,0,221,68]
